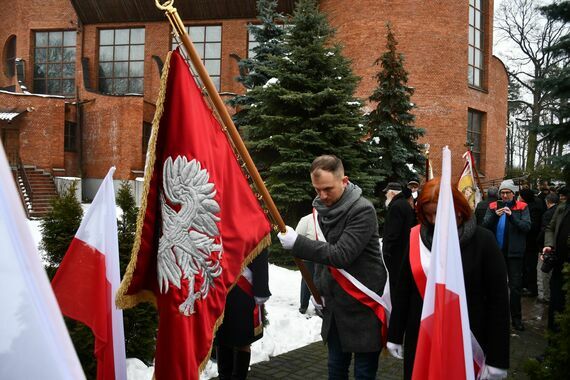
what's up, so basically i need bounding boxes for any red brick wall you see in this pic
[2,0,78,91]
[0,92,65,171]
[78,94,143,179]
[320,0,507,181]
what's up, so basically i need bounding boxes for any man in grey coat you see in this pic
[278,155,387,380]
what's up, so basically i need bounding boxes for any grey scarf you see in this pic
[420,215,477,251]
[313,182,362,228]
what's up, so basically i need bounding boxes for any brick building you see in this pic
[0,0,507,204]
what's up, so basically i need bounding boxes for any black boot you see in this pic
[216,345,234,380]
[231,350,251,380]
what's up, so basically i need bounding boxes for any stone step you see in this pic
[16,169,58,219]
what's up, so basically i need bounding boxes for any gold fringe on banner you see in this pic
[115,50,172,309]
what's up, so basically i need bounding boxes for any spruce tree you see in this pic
[537,2,570,182]
[40,182,83,279]
[366,24,425,189]
[241,0,378,230]
[231,0,286,92]
[116,182,157,365]
[228,0,286,131]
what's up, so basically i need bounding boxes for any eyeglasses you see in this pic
[499,191,513,196]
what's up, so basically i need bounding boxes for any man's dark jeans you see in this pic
[327,320,380,380]
[507,257,524,323]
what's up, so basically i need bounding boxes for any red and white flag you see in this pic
[116,50,271,380]
[412,147,476,380]
[0,143,85,380]
[52,167,126,380]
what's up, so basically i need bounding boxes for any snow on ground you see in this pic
[200,264,323,379]
[26,216,323,380]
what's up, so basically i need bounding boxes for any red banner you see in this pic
[117,50,271,380]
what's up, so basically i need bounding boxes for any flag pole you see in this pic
[424,143,431,181]
[464,143,485,200]
[469,150,485,200]
[155,0,322,305]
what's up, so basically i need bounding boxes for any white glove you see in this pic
[386,342,404,359]
[277,226,298,250]
[310,295,325,310]
[254,296,269,305]
[479,365,507,380]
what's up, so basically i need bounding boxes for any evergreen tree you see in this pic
[228,0,286,130]
[537,2,570,182]
[116,182,157,365]
[242,0,378,230]
[232,0,286,92]
[366,23,425,189]
[40,183,97,378]
[40,182,83,279]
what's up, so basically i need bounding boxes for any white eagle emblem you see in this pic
[157,156,223,316]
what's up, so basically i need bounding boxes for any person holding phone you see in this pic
[483,179,531,331]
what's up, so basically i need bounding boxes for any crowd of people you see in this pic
[216,154,569,380]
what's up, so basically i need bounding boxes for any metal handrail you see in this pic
[16,156,33,216]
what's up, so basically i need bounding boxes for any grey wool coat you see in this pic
[292,196,387,353]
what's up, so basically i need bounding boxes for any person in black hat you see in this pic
[407,180,420,201]
[542,186,570,332]
[382,182,415,295]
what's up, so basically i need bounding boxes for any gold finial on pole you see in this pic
[155,0,175,11]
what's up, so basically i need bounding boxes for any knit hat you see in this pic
[499,179,518,194]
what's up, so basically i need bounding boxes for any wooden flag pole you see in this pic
[424,143,431,181]
[469,150,485,200]
[155,0,322,305]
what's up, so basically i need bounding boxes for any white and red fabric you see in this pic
[409,225,485,376]
[412,147,479,380]
[0,144,85,380]
[236,268,263,335]
[312,208,391,345]
[52,167,126,380]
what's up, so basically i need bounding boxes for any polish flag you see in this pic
[412,147,475,380]
[52,167,126,380]
[0,143,85,379]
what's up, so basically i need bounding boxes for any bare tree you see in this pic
[495,0,568,172]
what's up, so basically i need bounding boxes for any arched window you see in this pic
[3,35,16,78]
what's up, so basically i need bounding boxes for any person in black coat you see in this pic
[387,178,510,380]
[519,188,545,296]
[536,193,559,303]
[215,250,270,380]
[475,186,498,225]
[542,187,570,332]
[382,182,415,295]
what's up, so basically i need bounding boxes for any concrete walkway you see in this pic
[239,297,548,379]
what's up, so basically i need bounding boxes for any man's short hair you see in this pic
[545,193,559,205]
[310,155,344,177]
[487,186,499,199]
